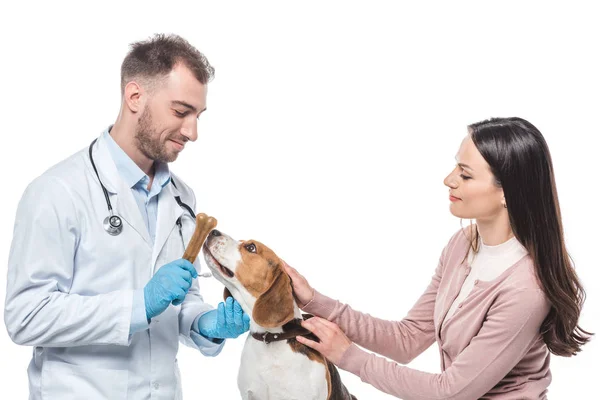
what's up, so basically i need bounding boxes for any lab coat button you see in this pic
[153,382,160,390]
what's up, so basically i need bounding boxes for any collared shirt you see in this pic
[103,127,171,244]
[103,127,216,342]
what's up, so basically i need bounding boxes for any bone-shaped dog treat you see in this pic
[182,213,218,264]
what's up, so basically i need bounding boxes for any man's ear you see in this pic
[123,81,144,113]
[253,268,295,328]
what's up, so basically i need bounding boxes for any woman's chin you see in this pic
[449,205,470,219]
[449,205,460,217]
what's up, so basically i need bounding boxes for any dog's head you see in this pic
[202,229,296,328]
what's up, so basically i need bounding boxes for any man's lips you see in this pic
[203,244,235,278]
[169,139,185,151]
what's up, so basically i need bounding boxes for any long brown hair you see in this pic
[463,117,592,356]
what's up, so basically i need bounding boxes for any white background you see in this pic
[1,1,598,398]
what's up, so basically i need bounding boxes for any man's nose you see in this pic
[181,119,198,142]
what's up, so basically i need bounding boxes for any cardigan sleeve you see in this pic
[303,244,449,365]
[335,288,551,400]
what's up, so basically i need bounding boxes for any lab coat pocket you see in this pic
[41,360,128,400]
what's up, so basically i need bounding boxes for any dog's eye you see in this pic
[245,243,257,253]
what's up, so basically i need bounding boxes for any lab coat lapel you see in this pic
[92,134,153,248]
[152,182,184,270]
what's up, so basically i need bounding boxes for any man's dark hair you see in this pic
[120,33,214,94]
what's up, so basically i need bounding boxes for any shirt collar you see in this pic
[103,126,171,190]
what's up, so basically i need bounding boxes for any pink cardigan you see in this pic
[303,228,552,399]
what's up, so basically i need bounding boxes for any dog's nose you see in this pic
[211,229,221,237]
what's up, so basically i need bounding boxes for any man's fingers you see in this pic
[233,300,244,328]
[225,297,234,323]
[174,276,191,292]
[177,259,198,279]
[172,287,186,304]
[217,301,226,325]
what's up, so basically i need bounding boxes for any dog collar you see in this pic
[251,314,318,344]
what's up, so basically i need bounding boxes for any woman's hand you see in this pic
[281,260,315,308]
[297,317,352,365]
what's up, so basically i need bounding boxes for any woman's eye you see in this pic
[245,244,257,253]
[460,174,472,180]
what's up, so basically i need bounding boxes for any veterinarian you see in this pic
[284,117,593,399]
[4,34,250,399]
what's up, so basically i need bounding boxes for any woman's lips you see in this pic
[449,195,461,202]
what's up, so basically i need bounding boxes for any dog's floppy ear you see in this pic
[253,267,295,328]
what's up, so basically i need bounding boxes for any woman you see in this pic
[283,117,592,399]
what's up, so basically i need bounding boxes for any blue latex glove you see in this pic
[144,259,197,320]
[197,297,251,339]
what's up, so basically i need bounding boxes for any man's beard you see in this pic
[135,106,178,163]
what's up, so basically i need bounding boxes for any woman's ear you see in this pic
[252,267,295,328]
[499,187,506,206]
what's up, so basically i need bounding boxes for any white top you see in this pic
[445,235,529,321]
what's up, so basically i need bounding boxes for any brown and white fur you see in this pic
[202,229,356,400]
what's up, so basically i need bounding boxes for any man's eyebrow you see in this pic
[171,100,207,113]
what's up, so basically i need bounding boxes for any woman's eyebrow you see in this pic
[455,156,475,172]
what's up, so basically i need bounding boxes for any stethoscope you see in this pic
[88,138,212,277]
[89,138,196,237]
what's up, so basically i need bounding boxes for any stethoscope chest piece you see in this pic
[103,214,123,236]
[89,137,194,238]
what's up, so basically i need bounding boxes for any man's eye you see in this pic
[174,110,187,117]
[245,244,257,253]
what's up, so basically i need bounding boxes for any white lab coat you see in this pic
[4,132,223,400]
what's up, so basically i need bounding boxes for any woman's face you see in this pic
[443,135,505,220]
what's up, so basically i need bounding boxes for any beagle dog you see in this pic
[202,229,356,400]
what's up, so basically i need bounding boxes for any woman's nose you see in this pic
[444,174,458,188]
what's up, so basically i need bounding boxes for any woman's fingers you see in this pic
[298,317,353,365]
[281,259,315,306]
[302,317,335,338]
[296,335,322,351]
[281,260,298,278]
[310,317,339,331]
